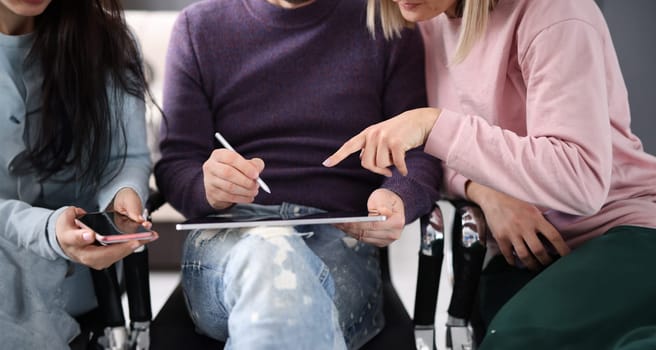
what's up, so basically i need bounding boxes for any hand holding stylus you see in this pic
[202,132,270,210]
[214,132,271,194]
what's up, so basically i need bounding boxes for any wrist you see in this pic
[49,206,73,260]
[115,186,136,197]
[107,187,131,210]
[419,107,441,139]
[464,180,473,200]
[465,180,486,205]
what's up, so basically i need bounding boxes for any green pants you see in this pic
[479,226,656,350]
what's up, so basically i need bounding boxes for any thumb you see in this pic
[374,206,394,218]
[78,229,96,245]
[70,221,97,246]
[251,157,265,174]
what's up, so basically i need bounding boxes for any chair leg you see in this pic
[124,246,152,350]
[90,265,129,350]
[445,201,487,350]
[414,206,446,350]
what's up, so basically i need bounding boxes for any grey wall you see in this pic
[597,0,656,155]
[124,0,655,155]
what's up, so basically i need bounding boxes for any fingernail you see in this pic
[82,232,92,241]
[322,159,332,167]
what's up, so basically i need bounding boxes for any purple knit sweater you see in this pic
[155,0,442,222]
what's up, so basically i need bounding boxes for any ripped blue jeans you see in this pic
[181,203,384,350]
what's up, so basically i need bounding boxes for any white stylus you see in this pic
[214,132,272,194]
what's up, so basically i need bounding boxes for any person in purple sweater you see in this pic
[154,0,442,348]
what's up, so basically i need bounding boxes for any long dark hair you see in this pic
[19,0,149,188]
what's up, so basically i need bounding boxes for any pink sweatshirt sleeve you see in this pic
[425,20,613,215]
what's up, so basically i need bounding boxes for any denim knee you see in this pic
[181,226,346,349]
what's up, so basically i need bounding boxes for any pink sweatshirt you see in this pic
[421,0,656,247]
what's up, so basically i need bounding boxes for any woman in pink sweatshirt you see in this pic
[324,0,656,348]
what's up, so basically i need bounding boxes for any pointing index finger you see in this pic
[323,134,366,168]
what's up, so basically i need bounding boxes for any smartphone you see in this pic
[79,211,154,245]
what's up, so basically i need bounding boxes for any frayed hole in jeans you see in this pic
[296,231,314,238]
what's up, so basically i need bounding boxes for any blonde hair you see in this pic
[366,0,411,40]
[367,0,496,64]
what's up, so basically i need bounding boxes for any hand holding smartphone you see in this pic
[78,211,154,245]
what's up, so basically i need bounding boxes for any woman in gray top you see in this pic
[0,0,154,348]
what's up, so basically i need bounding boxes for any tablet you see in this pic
[175,211,387,230]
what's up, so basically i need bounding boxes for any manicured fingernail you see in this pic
[322,159,332,167]
[82,232,92,241]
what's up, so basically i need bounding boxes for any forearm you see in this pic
[0,198,66,260]
[425,109,611,216]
